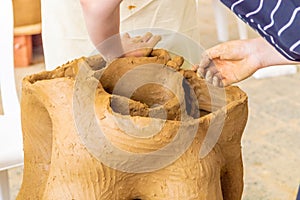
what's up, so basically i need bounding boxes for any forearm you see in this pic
[80,0,121,45]
[251,37,299,70]
[221,0,300,62]
[80,0,122,58]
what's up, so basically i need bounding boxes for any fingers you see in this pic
[193,51,213,72]
[141,32,153,42]
[193,46,231,87]
[147,35,161,47]
[199,52,213,69]
[122,32,161,45]
[132,36,142,43]
[122,32,143,43]
[122,32,130,39]
[141,32,162,46]
[196,65,205,78]
[121,32,161,57]
[212,72,224,87]
[193,53,225,87]
[201,67,224,87]
[139,32,161,48]
[202,63,224,87]
[193,53,213,78]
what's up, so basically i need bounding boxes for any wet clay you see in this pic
[17,49,248,200]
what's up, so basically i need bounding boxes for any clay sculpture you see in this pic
[17,49,248,200]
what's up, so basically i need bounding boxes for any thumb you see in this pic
[197,45,225,69]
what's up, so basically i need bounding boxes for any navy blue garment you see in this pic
[221,0,300,61]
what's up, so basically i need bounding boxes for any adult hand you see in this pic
[193,38,263,87]
[121,32,161,57]
[193,37,299,87]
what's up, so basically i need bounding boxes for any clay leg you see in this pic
[17,88,53,199]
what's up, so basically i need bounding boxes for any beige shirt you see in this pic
[41,0,200,69]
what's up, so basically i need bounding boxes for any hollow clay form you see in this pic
[17,49,248,200]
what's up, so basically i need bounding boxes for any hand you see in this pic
[121,32,162,57]
[193,39,263,87]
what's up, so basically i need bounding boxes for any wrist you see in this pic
[251,37,297,69]
[248,37,269,70]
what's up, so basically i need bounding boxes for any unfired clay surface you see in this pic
[17,49,248,200]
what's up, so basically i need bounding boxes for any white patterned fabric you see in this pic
[41,0,200,69]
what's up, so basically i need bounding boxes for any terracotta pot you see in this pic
[18,49,248,200]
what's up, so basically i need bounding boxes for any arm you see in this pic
[195,37,299,87]
[80,0,123,59]
[80,0,122,46]
[80,0,161,60]
[195,0,300,87]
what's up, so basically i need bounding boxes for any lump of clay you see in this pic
[99,50,193,121]
[17,49,248,200]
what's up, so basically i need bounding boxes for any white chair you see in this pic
[0,0,24,199]
[212,0,248,41]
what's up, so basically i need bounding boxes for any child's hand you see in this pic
[121,32,161,57]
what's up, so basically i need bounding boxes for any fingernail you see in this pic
[212,76,219,87]
[219,80,224,87]
[155,35,162,41]
[205,70,213,83]
[197,68,204,78]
